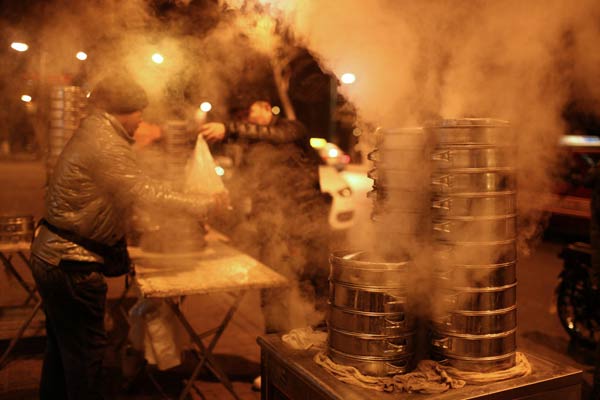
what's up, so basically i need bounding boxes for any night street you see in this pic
[1,1,600,398]
[0,160,594,399]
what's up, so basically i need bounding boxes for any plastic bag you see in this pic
[185,134,225,195]
[128,297,185,370]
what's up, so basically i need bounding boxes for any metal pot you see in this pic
[50,119,80,130]
[328,327,416,357]
[371,211,429,235]
[50,86,82,100]
[0,215,34,243]
[49,109,81,120]
[432,306,517,334]
[432,144,515,169]
[426,118,511,146]
[373,190,430,213]
[432,191,516,217]
[433,351,516,372]
[432,168,516,194]
[433,214,516,242]
[328,305,415,335]
[330,251,410,287]
[369,148,431,171]
[370,168,430,191]
[329,282,407,314]
[378,127,427,149]
[435,261,517,288]
[435,239,517,265]
[327,347,413,377]
[431,328,516,358]
[439,283,517,311]
[50,99,81,110]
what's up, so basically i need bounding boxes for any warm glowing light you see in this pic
[76,51,87,61]
[271,106,281,115]
[328,148,340,158]
[200,102,212,112]
[341,73,356,84]
[310,138,327,149]
[21,95,32,102]
[560,135,600,147]
[215,166,225,176]
[11,42,28,52]
[86,92,91,98]
[151,53,164,64]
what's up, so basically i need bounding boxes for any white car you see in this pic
[319,165,355,231]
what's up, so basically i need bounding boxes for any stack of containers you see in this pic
[325,128,432,376]
[427,118,518,372]
[162,120,192,178]
[47,86,87,178]
[367,127,431,257]
[327,250,416,376]
[0,215,34,244]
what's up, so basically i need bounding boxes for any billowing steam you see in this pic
[3,0,600,332]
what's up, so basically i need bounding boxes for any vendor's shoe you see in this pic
[252,375,261,391]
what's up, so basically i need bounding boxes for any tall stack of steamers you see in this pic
[428,119,517,371]
[47,86,87,179]
[327,118,517,376]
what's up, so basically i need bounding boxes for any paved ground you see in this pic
[0,160,596,399]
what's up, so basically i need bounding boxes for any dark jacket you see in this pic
[32,110,213,265]
[224,117,327,237]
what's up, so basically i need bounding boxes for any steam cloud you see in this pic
[3,0,600,331]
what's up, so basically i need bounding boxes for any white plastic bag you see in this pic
[185,134,225,195]
[128,298,184,370]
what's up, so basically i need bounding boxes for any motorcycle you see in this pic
[556,242,600,349]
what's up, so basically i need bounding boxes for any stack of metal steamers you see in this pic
[326,128,432,376]
[428,119,517,372]
[46,86,87,179]
[137,119,207,253]
[326,119,517,376]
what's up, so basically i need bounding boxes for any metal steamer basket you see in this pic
[427,118,518,372]
[47,86,87,179]
[163,120,193,174]
[327,251,416,376]
[0,215,34,243]
[431,329,517,372]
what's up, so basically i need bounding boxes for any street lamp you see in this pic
[11,42,28,52]
[200,102,212,112]
[151,53,164,64]
[341,73,356,85]
[76,51,87,61]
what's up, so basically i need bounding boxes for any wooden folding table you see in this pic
[128,239,288,400]
[0,241,43,368]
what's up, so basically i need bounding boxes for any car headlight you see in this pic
[338,187,352,197]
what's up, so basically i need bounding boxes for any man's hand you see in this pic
[200,122,226,144]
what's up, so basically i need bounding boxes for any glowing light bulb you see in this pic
[21,95,32,102]
[76,51,87,61]
[11,42,28,52]
[151,53,164,64]
[271,106,281,115]
[215,166,225,176]
[200,102,212,112]
[341,73,356,84]
[328,148,339,158]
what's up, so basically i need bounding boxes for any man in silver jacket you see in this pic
[30,73,217,400]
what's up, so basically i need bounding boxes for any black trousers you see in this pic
[29,256,107,400]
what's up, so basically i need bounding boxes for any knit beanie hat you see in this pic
[89,73,148,114]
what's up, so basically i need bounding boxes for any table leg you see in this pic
[0,251,38,304]
[165,293,246,400]
[0,300,43,369]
